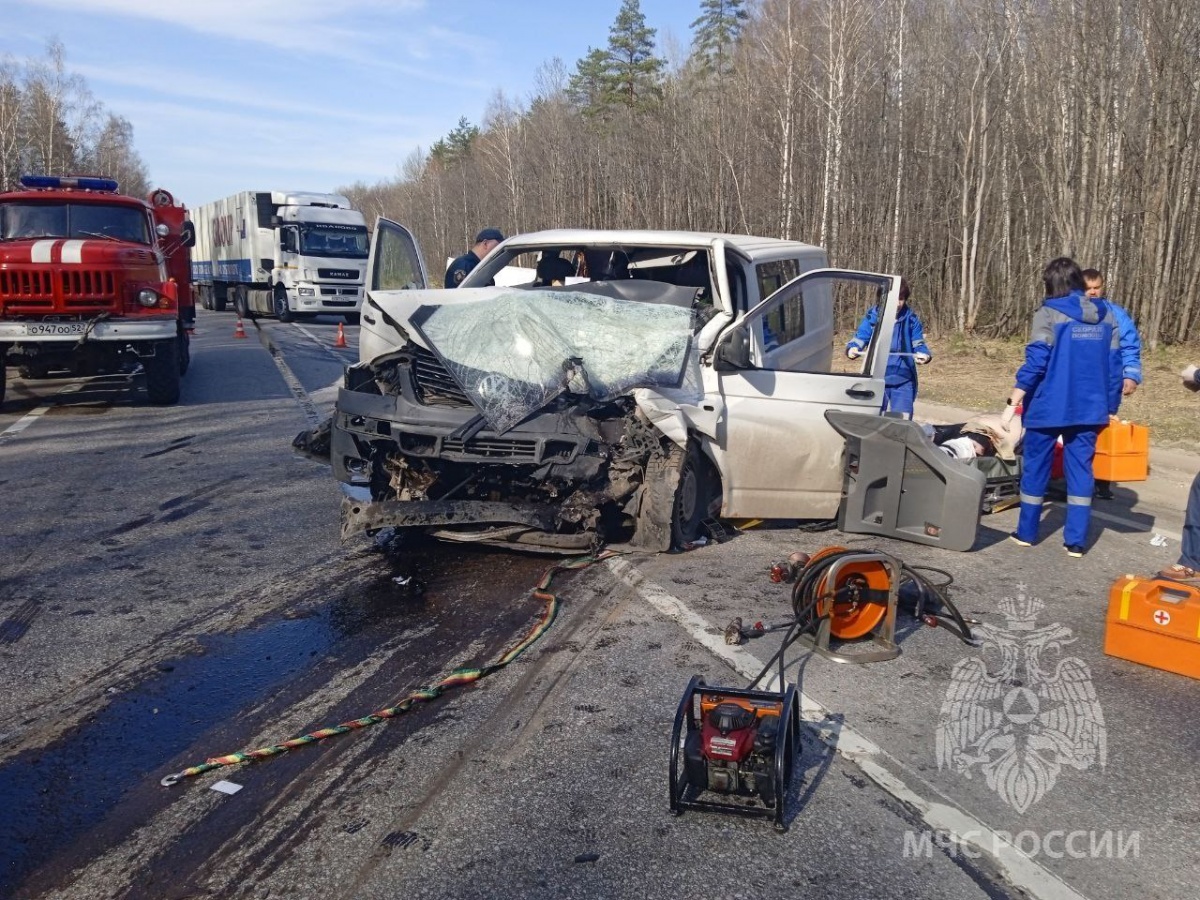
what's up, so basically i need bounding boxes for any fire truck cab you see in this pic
[0,175,196,407]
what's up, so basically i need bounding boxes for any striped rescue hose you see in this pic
[161,550,615,787]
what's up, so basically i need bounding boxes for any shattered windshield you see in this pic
[410,290,695,433]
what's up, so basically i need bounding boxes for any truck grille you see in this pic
[410,346,472,407]
[0,269,55,304]
[61,269,116,307]
[1,268,117,311]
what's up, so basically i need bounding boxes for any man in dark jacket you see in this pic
[444,228,504,288]
[1003,257,1122,557]
[845,278,931,418]
[1158,364,1200,583]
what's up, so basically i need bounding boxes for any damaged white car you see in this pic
[329,223,985,554]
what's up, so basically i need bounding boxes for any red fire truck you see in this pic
[0,175,196,407]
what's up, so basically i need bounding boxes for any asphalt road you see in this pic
[0,307,1196,899]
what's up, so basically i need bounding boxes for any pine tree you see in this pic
[690,0,748,79]
[567,47,613,117]
[606,0,665,109]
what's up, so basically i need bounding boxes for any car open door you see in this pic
[366,217,428,293]
[359,217,428,362]
[707,269,899,520]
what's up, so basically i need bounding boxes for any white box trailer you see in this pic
[191,190,368,322]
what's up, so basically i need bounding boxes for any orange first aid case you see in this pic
[1093,418,1149,482]
[1105,575,1200,679]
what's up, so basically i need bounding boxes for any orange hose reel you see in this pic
[805,545,891,640]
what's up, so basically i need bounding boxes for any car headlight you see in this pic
[137,289,159,307]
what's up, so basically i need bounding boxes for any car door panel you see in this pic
[713,269,899,519]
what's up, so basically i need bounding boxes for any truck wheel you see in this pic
[671,443,716,548]
[0,357,6,408]
[145,340,181,405]
[234,286,254,320]
[274,286,295,323]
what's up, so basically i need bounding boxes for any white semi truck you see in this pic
[190,190,368,322]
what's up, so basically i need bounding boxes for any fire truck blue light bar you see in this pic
[19,175,120,192]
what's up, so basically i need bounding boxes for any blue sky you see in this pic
[1,0,703,208]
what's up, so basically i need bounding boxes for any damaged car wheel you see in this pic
[671,443,715,548]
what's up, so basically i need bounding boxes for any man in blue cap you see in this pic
[445,228,504,288]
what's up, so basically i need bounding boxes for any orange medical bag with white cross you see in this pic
[1105,575,1200,679]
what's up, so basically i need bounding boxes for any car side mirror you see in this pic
[180,220,196,248]
[714,325,751,370]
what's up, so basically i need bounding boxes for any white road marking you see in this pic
[1090,507,1181,543]
[292,322,355,366]
[253,324,321,427]
[0,404,53,443]
[0,382,86,444]
[607,555,1090,900]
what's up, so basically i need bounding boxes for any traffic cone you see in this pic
[334,322,348,348]
[234,318,247,339]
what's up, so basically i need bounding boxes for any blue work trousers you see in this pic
[1181,471,1200,570]
[1017,425,1100,548]
[883,381,916,418]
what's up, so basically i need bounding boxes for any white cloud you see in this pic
[12,0,493,73]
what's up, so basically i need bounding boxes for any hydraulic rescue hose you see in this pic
[746,549,977,690]
[161,550,616,787]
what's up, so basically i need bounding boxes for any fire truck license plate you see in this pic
[26,322,87,336]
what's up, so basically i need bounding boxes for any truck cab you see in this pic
[191,191,369,323]
[0,175,195,406]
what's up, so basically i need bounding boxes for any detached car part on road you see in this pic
[329,224,985,553]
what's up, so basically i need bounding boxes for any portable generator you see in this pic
[669,675,801,831]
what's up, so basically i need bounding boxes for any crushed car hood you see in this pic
[367,287,699,433]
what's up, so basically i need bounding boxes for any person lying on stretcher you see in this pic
[923,412,1023,462]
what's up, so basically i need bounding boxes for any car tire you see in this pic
[274,286,295,323]
[671,442,715,548]
[145,339,181,405]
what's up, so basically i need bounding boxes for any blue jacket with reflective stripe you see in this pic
[1108,302,1143,385]
[1015,291,1121,428]
[846,305,931,387]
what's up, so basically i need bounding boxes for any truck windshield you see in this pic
[299,224,369,258]
[0,201,151,244]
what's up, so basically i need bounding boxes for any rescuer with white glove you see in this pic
[844,277,931,418]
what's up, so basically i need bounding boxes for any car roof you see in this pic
[496,228,824,256]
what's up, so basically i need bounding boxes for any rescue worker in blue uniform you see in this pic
[1083,267,1142,498]
[444,228,504,288]
[845,278,931,418]
[1003,257,1122,557]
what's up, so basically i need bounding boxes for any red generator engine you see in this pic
[669,676,801,831]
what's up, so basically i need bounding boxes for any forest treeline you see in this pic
[341,0,1200,347]
[0,41,150,201]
